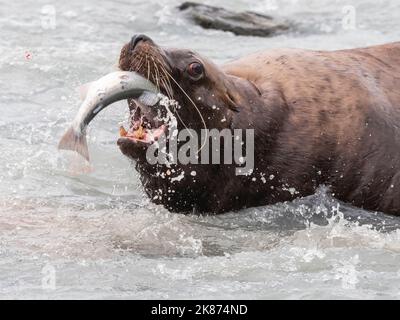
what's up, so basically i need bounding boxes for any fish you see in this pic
[58,71,159,161]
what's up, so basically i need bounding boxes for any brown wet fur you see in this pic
[118,38,400,215]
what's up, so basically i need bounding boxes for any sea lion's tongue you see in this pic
[120,113,165,143]
[119,123,166,144]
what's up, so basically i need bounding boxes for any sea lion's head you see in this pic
[117,35,265,213]
[117,34,258,160]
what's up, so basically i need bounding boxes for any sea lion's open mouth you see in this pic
[118,99,167,146]
[118,37,175,149]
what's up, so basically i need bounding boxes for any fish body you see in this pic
[58,71,158,160]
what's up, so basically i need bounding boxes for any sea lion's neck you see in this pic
[227,75,289,151]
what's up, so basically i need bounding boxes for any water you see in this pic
[1,0,400,299]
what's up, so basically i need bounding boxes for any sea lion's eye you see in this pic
[187,62,204,79]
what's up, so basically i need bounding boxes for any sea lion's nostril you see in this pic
[130,34,151,50]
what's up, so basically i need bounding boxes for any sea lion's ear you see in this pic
[226,91,240,112]
[224,78,242,112]
[224,76,262,113]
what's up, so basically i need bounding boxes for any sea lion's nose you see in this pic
[130,34,152,50]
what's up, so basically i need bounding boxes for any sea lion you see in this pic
[117,34,400,216]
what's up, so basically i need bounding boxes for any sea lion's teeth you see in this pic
[133,125,145,139]
[132,120,141,130]
[119,126,128,137]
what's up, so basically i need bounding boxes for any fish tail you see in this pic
[58,127,90,161]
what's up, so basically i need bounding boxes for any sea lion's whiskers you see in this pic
[160,71,174,99]
[149,57,190,130]
[155,60,200,135]
[133,56,144,71]
[136,61,145,74]
[136,55,144,67]
[153,58,171,97]
[155,62,173,97]
[132,61,144,74]
[160,69,174,99]
[146,58,151,82]
[160,77,173,99]
[152,59,161,93]
[153,65,160,92]
[150,57,200,141]
[158,62,208,153]
[156,61,190,109]
[131,54,143,68]
[138,56,197,141]
[156,71,191,131]
[154,60,174,96]
[154,62,193,132]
